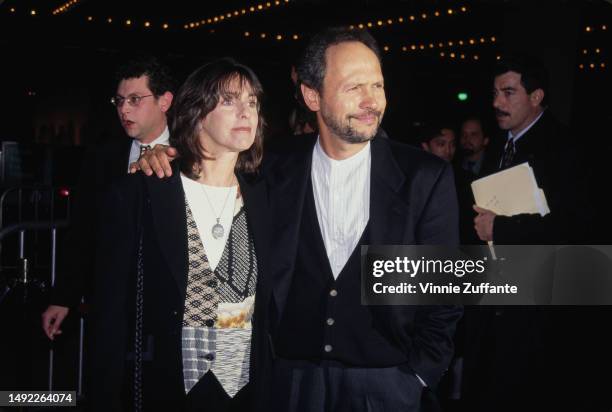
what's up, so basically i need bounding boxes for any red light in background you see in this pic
[59,188,70,197]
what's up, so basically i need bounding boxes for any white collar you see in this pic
[138,125,170,147]
[312,136,371,173]
[508,110,544,143]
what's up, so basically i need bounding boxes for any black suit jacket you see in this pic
[481,111,587,244]
[462,112,605,412]
[90,163,269,411]
[261,134,462,388]
[51,137,132,307]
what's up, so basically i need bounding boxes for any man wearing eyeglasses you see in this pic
[41,56,175,341]
[112,63,174,169]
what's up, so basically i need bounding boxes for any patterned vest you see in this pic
[181,196,257,397]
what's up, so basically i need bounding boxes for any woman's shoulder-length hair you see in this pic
[170,57,265,179]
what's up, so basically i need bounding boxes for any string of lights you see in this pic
[7,0,291,30]
[240,29,497,56]
[183,0,290,30]
[348,5,469,31]
[8,8,39,15]
[7,1,473,36]
[584,24,607,32]
[577,30,608,69]
[580,47,604,55]
[387,36,497,53]
[578,47,606,70]
[240,29,501,63]
[243,31,301,40]
[52,0,83,16]
[81,16,171,29]
[578,62,606,70]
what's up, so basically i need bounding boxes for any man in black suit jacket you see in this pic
[41,56,174,340]
[135,28,462,412]
[463,54,609,412]
[474,54,583,244]
[260,27,462,412]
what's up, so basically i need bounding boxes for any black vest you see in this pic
[274,179,408,367]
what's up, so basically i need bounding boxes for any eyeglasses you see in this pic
[110,94,154,108]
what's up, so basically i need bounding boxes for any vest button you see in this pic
[324,344,333,353]
[204,353,215,361]
[207,280,218,288]
[205,319,214,327]
[329,289,338,297]
[326,318,335,326]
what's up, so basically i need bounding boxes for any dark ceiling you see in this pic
[1,0,610,145]
[2,0,504,58]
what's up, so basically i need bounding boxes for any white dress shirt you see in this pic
[127,126,170,170]
[311,137,428,387]
[311,138,371,279]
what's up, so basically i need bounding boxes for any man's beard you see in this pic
[320,106,382,144]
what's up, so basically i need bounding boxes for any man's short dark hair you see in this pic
[115,55,176,96]
[420,123,456,144]
[462,115,491,138]
[296,27,381,93]
[494,53,550,107]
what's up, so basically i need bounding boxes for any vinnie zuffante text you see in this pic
[370,257,518,295]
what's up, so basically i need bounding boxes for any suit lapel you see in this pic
[267,137,316,319]
[110,137,132,179]
[369,138,411,245]
[119,138,132,174]
[238,172,268,278]
[512,111,550,167]
[144,165,189,298]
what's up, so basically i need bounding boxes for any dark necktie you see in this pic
[500,138,515,169]
[139,144,151,158]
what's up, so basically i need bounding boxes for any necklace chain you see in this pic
[199,176,236,220]
[199,175,236,240]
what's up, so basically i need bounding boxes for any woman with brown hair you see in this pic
[91,58,269,412]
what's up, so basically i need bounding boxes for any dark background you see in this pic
[0,0,610,404]
[1,0,610,189]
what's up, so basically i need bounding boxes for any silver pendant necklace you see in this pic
[200,177,235,239]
